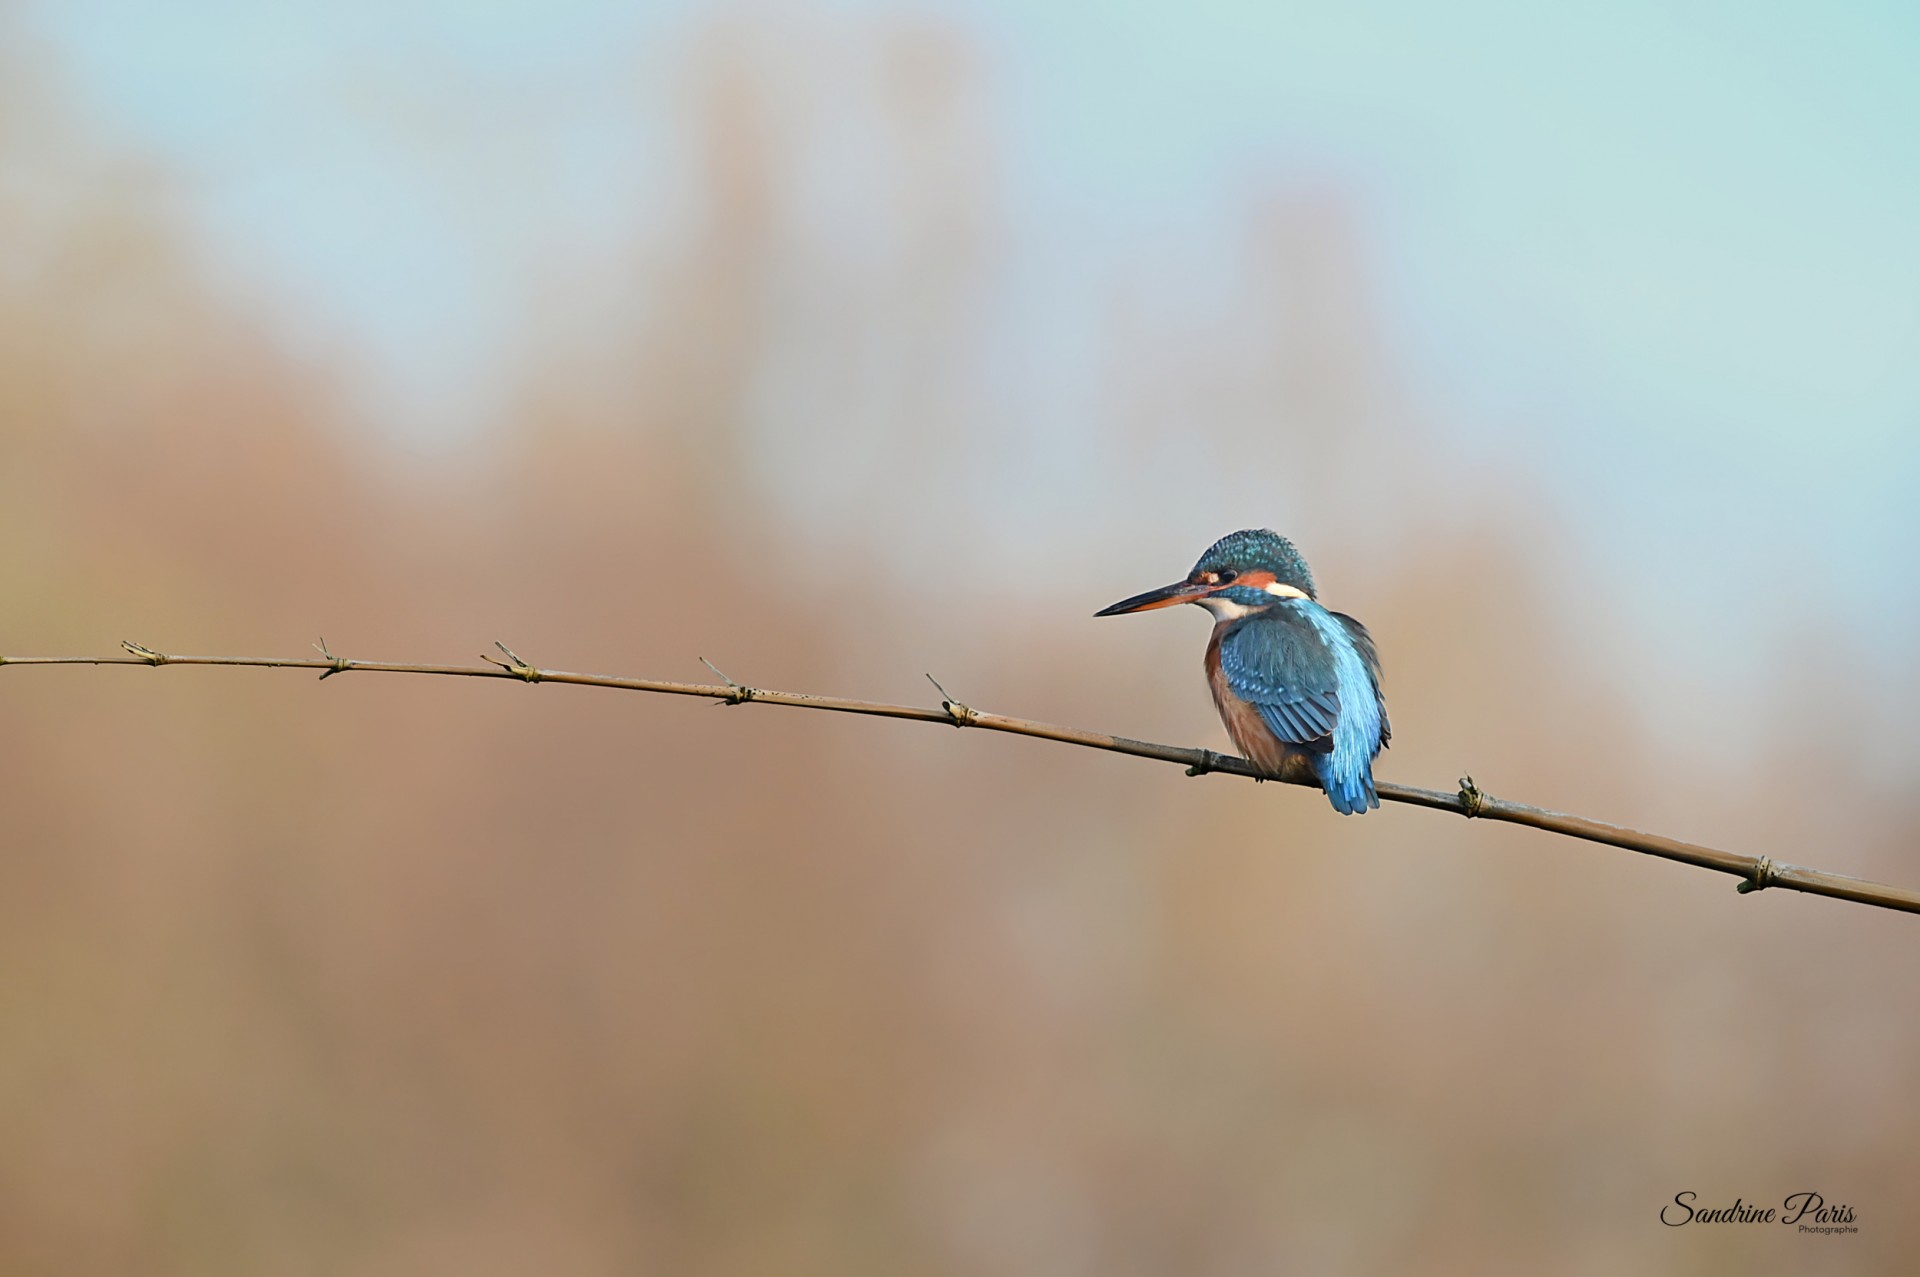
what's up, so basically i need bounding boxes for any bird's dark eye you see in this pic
[1216,570,1237,584]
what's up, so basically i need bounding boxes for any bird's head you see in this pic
[1094,528,1317,621]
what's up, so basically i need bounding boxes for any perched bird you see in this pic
[1095,529,1390,814]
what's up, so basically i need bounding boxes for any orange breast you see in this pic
[1205,626,1310,781]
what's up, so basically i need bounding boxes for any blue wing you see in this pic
[1216,610,1342,755]
[1219,603,1387,814]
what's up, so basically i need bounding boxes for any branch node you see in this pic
[700,656,755,704]
[1737,857,1779,895]
[925,673,976,726]
[1185,749,1222,777]
[122,641,168,667]
[481,641,542,683]
[312,637,352,681]
[1458,775,1486,818]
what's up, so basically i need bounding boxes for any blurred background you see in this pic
[2,1,1917,1272]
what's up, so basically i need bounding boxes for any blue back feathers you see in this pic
[1299,606,1385,814]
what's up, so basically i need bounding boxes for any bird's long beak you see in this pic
[1094,580,1211,616]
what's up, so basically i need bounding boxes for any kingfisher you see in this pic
[1095,529,1390,814]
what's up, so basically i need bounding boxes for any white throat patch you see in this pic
[1196,595,1258,620]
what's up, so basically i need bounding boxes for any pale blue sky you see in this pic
[31,2,1919,448]
[21,0,1920,736]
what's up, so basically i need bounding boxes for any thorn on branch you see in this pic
[122,641,167,666]
[1458,775,1486,818]
[925,673,976,727]
[1186,749,1222,777]
[312,637,352,681]
[481,641,542,683]
[700,656,755,705]
[1737,857,1778,895]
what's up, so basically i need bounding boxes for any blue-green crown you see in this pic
[1193,528,1316,598]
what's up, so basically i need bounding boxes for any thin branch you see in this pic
[4,641,1916,916]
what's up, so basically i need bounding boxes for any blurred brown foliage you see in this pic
[1,15,1915,1276]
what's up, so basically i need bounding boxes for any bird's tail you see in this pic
[1316,757,1379,816]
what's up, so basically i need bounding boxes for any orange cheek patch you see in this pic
[1232,568,1308,599]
